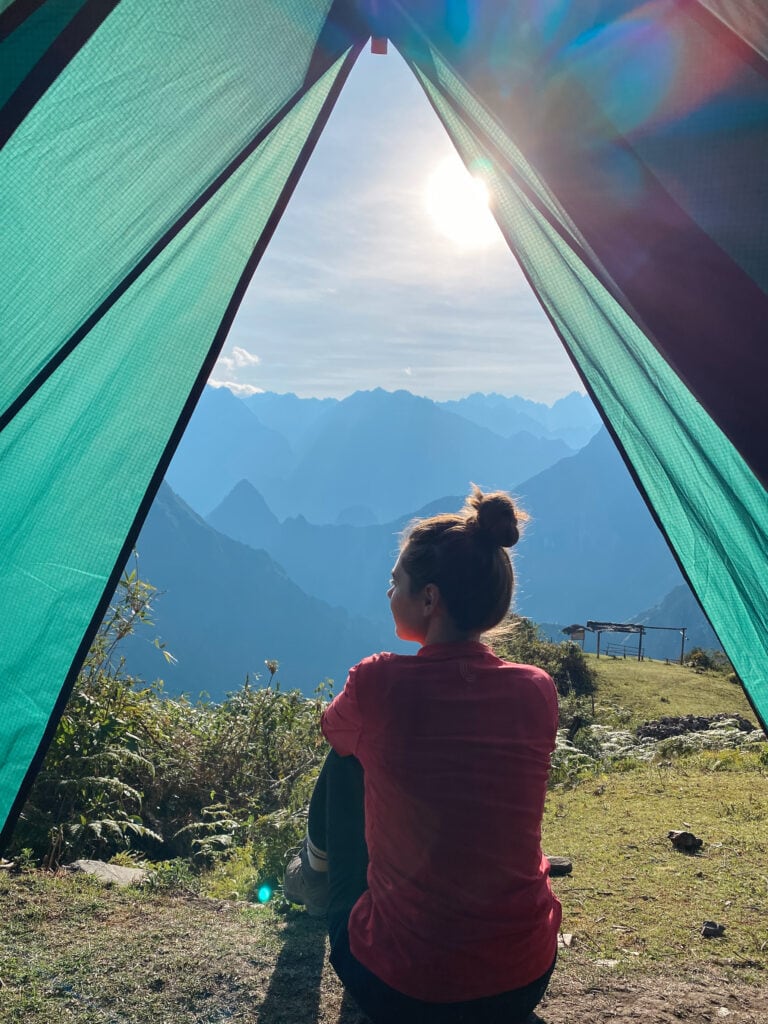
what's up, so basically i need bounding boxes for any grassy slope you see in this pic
[1,660,766,1022]
[0,872,349,1024]
[543,752,767,978]
[586,654,758,728]
[543,657,767,983]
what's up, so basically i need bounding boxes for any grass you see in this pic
[586,654,758,728]
[0,871,345,1024]
[544,657,768,983]
[1,658,766,1023]
[543,749,768,981]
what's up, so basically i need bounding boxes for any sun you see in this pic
[424,156,500,249]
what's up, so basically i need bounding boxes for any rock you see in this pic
[558,932,575,948]
[668,830,703,853]
[62,859,147,887]
[701,920,726,938]
[546,855,573,877]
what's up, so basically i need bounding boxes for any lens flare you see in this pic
[257,884,272,904]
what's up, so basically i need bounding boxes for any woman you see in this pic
[284,486,560,1023]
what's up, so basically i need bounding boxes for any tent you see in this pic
[2,0,767,847]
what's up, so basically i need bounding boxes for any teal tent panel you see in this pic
[0,48,355,842]
[401,25,768,726]
[697,0,768,59]
[1,0,339,416]
[387,2,768,491]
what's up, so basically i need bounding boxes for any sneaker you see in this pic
[283,841,329,917]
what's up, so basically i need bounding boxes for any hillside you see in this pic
[587,655,756,728]
[165,385,294,516]
[121,484,391,698]
[439,390,601,448]
[165,386,585,522]
[207,481,450,627]
[243,391,337,453]
[275,388,572,522]
[513,428,684,622]
[206,429,687,639]
[631,584,720,657]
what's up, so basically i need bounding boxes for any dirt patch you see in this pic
[532,965,768,1024]
[278,919,767,1024]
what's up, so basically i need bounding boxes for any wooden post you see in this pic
[638,626,644,661]
[596,631,601,658]
[680,628,687,665]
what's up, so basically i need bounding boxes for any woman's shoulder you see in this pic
[352,650,408,673]
[495,659,558,693]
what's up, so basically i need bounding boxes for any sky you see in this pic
[211,45,585,404]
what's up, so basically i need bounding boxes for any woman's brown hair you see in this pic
[399,485,527,632]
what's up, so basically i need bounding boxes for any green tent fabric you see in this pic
[1,0,766,846]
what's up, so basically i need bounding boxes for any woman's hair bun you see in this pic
[465,484,525,548]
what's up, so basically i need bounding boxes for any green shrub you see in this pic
[493,617,597,697]
[9,571,330,873]
[146,858,201,894]
[571,726,603,759]
[686,647,734,674]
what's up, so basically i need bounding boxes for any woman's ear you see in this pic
[422,583,441,616]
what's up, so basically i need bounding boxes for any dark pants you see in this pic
[307,751,555,1024]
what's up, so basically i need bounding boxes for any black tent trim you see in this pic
[0,35,365,852]
[0,0,121,148]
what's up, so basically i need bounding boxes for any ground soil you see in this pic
[530,967,768,1024]
[3,873,766,1023]
[266,915,768,1024]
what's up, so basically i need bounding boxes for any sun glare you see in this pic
[425,156,500,249]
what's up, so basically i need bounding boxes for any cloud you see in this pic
[232,346,260,367]
[214,355,234,372]
[208,379,264,397]
[214,346,260,374]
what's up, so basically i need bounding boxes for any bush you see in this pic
[493,617,597,697]
[9,571,330,877]
[686,647,734,674]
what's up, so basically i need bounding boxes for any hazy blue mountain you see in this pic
[166,386,576,524]
[210,479,281,544]
[440,391,601,449]
[512,429,684,624]
[276,388,572,522]
[545,392,602,445]
[208,481,444,626]
[630,585,720,660]
[243,391,337,454]
[121,483,392,699]
[165,386,294,516]
[207,430,684,638]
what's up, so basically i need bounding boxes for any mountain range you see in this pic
[165,386,598,521]
[121,483,392,698]
[206,426,685,634]
[118,387,709,698]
